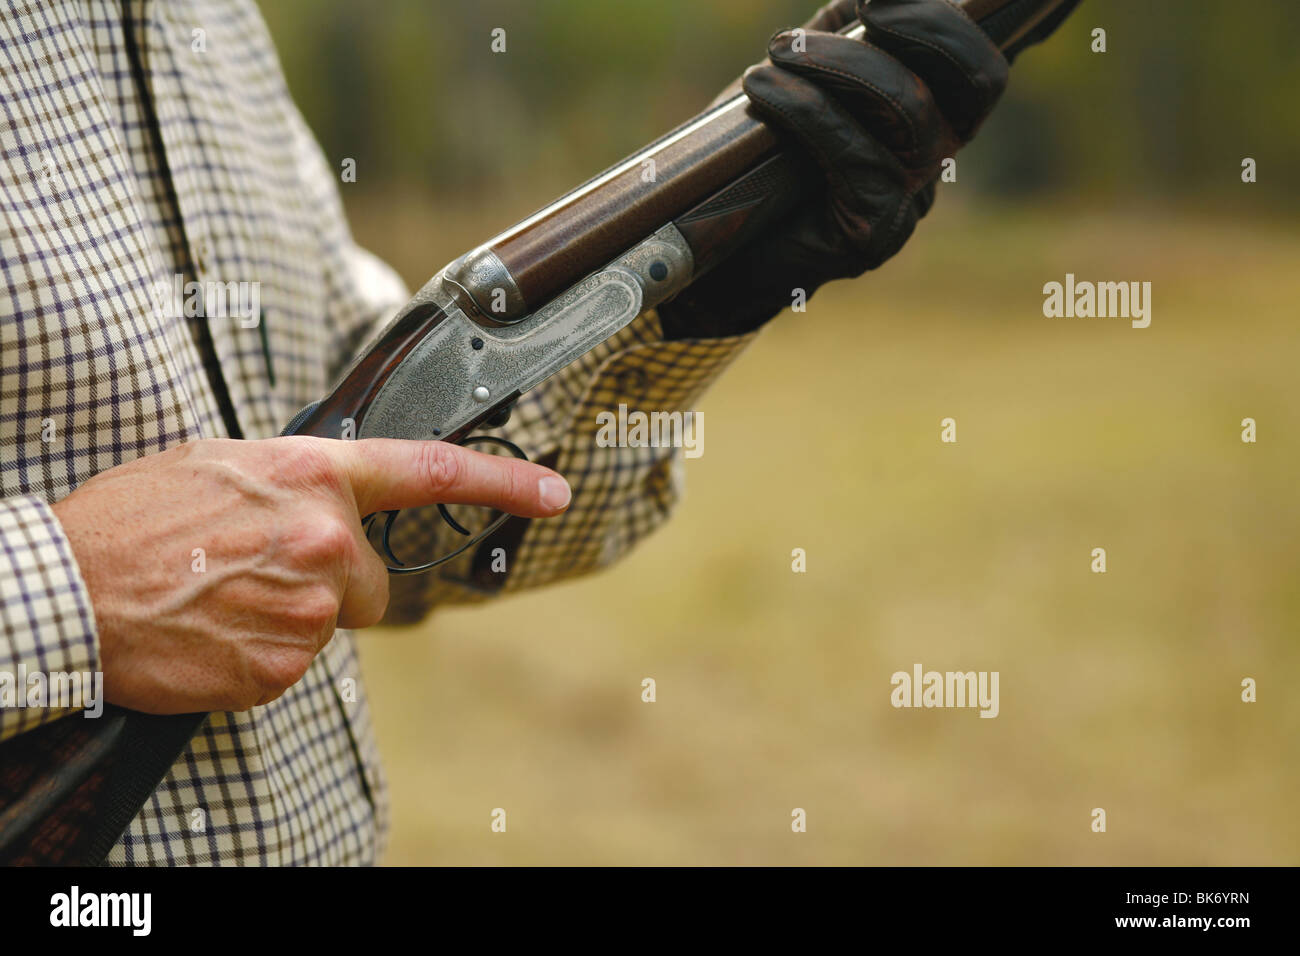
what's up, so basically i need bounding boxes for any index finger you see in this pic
[334,438,572,518]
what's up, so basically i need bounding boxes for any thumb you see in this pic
[333,438,571,518]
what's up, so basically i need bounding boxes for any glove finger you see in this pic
[743,61,911,242]
[766,29,951,171]
[857,0,1008,142]
[706,0,859,110]
[662,171,927,333]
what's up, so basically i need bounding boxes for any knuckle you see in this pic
[250,646,316,699]
[277,437,345,494]
[287,517,356,566]
[287,584,342,635]
[500,460,526,506]
[418,442,461,497]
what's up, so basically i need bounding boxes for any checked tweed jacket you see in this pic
[0,0,751,864]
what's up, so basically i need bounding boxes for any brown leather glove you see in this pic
[659,0,1074,340]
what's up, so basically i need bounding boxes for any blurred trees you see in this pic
[261,0,1300,209]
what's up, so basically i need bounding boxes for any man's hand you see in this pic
[660,0,1072,340]
[52,437,572,715]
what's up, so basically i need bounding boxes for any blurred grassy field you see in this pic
[349,197,1299,865]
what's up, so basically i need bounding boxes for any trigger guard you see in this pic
[363,435,530,575]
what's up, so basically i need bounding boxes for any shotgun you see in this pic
[0,0,1077,865]
[283,0,1080,573]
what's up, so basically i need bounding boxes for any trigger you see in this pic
[437,503,473,537]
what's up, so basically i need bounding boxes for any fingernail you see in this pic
[538,475,572,512]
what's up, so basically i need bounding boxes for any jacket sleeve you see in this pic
[0,496,100,743]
